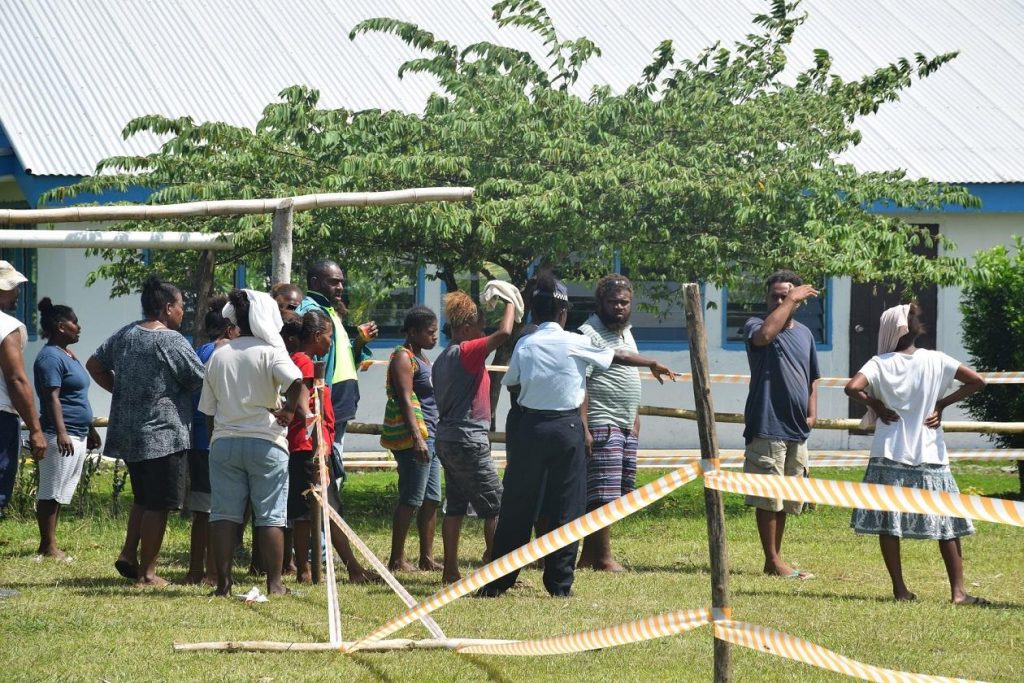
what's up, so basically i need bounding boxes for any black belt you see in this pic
[519,407,578,417]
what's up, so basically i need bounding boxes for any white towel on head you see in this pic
[877,304,911,355]
[222,289,285,349]
[859,303,912,429]
[481,280,524,323]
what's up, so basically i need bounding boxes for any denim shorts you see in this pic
[393,438,442,507]
[209,436,288,527]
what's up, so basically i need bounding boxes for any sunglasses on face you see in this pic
[286,303,299,311]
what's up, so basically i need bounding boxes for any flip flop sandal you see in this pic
[783,570,815,580]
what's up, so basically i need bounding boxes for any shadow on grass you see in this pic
[347,653,398,682]
[461,654,516,683]
[735,585,1024,610]
[1,575,129,590]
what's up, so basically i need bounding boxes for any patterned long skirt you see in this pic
[850,458,975,540]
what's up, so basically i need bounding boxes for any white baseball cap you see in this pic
[0,260,28,291]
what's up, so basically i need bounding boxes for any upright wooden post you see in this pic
[683,283,732,683]
[191,249,216,347]
[270,199,294,286]
[309,360,326,585]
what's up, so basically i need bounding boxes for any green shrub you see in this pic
[960,236,1024,492]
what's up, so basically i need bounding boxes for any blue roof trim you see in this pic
[14,170,152,209]
[870,183,1024,214]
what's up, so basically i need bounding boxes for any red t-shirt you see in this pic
[287,351,336,453]
[433,336,492,444]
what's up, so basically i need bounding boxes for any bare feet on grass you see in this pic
[577,557,625,572]
[267,582,289,597]
[953,593,991,606]
[182,572,216,587]
[418,557,442,571]
[442,571,462,585]
[135,575,170,588]
[347,568,381,585]
[388,558,418,573]
[36,547,68,561]
[893,590,918,602]
[114,556,138,580]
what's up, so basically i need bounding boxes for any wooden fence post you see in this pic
[270,199,294,286]
[683,283,733,683]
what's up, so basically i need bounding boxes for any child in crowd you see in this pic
[281,310,376,584]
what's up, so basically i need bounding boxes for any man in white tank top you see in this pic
[0,260,47,517]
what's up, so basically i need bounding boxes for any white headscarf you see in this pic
[859,303,912,428]
[222,289,285,349]
[877,304,911,355]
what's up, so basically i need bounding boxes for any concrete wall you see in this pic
[11,213,1022,453]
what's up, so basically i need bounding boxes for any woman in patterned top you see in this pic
[87,276,205,587]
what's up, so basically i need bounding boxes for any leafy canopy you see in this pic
[46,0,977,298]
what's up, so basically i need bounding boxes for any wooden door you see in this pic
[848,225,939,421]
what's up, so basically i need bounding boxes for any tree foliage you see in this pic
[959,237,1024,489]
[45,0,978,299]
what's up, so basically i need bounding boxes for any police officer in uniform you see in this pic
[479,275,674,597]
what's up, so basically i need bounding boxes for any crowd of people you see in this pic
[0,258,991,605]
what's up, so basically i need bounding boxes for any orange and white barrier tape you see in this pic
[455,607,715,656]
[345,461,705,651]
[705,470,1024,527]
[360,360,1024,385]
[714,620,979,683]
[312,489,447,641]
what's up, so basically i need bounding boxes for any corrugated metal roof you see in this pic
[0,0,1021,182]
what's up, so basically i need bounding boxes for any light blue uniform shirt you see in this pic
[502,322,614,411]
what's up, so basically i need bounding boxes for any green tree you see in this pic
[47,0,977,300]
[960,237,1024,492]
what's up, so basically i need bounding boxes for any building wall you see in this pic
[13,213,1022,453]
[23,245,137,434]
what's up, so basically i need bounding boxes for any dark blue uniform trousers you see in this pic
[483,409,586,596]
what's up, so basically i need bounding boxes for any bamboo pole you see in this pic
[270,200,294,286]
[636,406,1024,434]
[683,283,732,683]
[309,362,326,587]
[172,638,514,653]
[0,187,474,225]
[0,229,234,249]
[311,360,342,642]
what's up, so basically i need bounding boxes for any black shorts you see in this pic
[435,440,503,518]
[187,449,211,494]
[127,450,187,511]
[287,451,342,522]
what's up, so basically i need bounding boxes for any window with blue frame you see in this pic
[564,268,688,348]
[0,247,37,340]
[723,276,830,347]
[361,265,424,340]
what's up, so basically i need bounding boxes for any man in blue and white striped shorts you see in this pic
[577,275,643,572]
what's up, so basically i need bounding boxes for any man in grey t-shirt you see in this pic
[742,270,820,580]
[577,274,642,572]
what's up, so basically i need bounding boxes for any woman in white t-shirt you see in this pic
[198,289,305,598]
[845,303,988,605]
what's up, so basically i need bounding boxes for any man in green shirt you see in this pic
[296,260,377,473]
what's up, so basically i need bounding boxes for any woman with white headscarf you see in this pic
[845,302,988,605]
[198,289,306,598]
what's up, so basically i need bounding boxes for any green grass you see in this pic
[1,463,1021,682]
